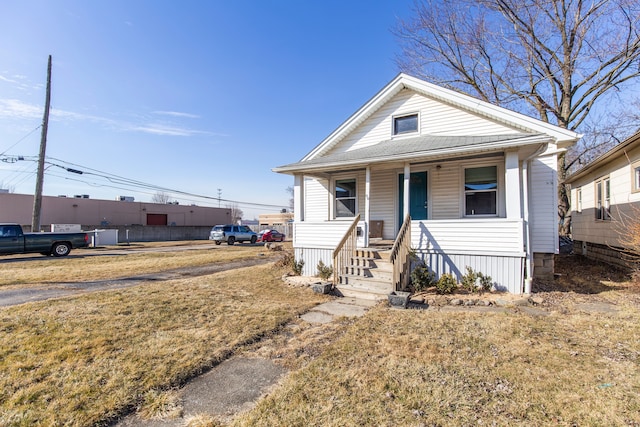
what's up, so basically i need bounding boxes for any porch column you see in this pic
[403,163,410,219]
[365,166,370,247]
[293,173,304,222]
[505,151,521,219]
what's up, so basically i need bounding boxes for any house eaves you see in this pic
[300,73,581,163]
[566,130,640,184]
[274,133,551,174]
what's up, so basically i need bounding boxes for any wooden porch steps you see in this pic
[335,249,393,301]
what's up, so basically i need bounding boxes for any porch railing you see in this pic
[332,214,361,286]
[390,214,412,291]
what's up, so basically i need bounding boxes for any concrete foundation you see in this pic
[572,240,633,269]
[533,252,554,280]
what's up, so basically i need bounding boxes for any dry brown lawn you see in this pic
[0,249,327,426]
[2,249,639,426]
[234,254,640,426]
[0,243,279,287]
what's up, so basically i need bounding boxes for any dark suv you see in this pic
[209,224,257,245]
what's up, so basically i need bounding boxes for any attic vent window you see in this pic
[393,114,418,136]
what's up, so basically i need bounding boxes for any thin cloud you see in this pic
[130,124,211,137]
[0,73,42,91]
[152,111,200,119]
[0,75,18,84]
[0,99,42,119]
[0,99,222,137]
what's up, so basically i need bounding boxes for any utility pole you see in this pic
[217,188,221,208]
[32,55,52,232]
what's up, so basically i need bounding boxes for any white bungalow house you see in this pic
[273,74,580,297]
[566,131,640,268]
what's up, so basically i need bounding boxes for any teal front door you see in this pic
[399,171,428,227]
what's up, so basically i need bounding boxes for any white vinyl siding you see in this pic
[304,177,329,221]
[430,163,461,219]
[570,144,640,248]
[327,89,521,156]
[422,252,524,294]
[633,161,640,193]
[294,221,354,249]
[529,155,558,253]
[369,169,397,240]
[411,218,524,256]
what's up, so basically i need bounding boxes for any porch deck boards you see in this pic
[335,248,394,300]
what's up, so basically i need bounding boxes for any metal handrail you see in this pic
[332,214,361,286]
[390,214,411,291]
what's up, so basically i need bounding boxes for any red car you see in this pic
[257,229,285,242]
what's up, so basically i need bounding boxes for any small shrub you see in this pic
[477,272,493,292]
[316,260,333,280]
[411,263,436,291]
[436,273,458,294]
[460,266,493,293]
[292,258,305,276]
[274,251,304,275]
[460,266,478,293]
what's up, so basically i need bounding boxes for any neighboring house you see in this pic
[273,74,580,297]
[566,131,640,267]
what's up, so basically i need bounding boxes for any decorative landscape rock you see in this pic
[312,282,332,294]
[388,291,411,308]
[529,296,545,305]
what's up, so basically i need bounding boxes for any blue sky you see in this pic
[0,1,414,219]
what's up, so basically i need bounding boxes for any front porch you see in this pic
[293,215,528,296]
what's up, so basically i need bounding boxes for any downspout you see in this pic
[522,143,548,293]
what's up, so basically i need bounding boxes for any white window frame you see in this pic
[334,178,357,218]
[462,163,501,217]
[576,187,582,213]
[632,160,640,193]
[595,176,611,221]
[392,112,420,137]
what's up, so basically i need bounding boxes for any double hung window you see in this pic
[576,188,582,213]
[335,179,356,217]
[595,177,611,221]
[464,166,497,216]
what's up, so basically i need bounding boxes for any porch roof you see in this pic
[274,133,551,174]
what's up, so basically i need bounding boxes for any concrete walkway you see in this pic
[114,297,377,426]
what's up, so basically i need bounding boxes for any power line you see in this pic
[1,154,288,210]
[0,125,41,157]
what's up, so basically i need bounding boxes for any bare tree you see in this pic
[151,191,171,204]
[286,186,294,212]
[395,0,640,234]
[227,203,243,224]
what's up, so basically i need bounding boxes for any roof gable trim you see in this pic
[302,74,580,162]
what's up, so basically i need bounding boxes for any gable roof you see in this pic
[298,73,580,164]
[566,131,640,184]
[274,133,552,174]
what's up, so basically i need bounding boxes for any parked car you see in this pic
[257,229,285,242]
[0,223,89,257]
[209,224,257,245]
